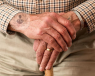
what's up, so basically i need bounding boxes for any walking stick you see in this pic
[45,67,53,76]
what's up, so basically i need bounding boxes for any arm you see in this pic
[33,11,81,71]
[33,0,95,72]
[34,1,95,70]
[8,11,78,53]
[0,0,22,34]
[72,0,95,33]
[0,0,76,52]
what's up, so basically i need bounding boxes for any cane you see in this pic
[45,67,53,76]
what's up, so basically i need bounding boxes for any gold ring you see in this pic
[47,48,53,52]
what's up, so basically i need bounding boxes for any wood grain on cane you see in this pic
[45,67,53,76]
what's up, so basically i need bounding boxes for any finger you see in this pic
[46,50,59,70]
[36,40,47,64]
[39,45,53,71]
[42,34,62,52]
[45,27,68,51]
[48,19,72,47]
[72,19,81,32]
[33,39,40,52]
[50,13,76,40]
[56,15,76,39]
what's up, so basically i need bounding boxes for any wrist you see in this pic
[65,11,81,32]
[8,12,30,34]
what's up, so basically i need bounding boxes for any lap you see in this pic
[53,28,95,76]
[0,32,43,76]
[0,28,95,76]
[53,49,95,76]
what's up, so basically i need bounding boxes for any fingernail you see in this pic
[39,67,43,71]
[46,66,50,70]
[73,34,76,39]
[65,47,68,51]
[46,66,49,70]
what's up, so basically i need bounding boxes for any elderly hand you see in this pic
[33,11,81,71]
[33,40,59,71]
[9,12,76,52]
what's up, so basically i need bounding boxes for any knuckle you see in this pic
[36,29,43,35]
[41,63,46,67]
[44,53,50,58]
[64,20,70,26]
[60,30,64,34]
[36,51,43,57]
[50,12,57,16]
[62,28,67,33]
[42,21,48,28]
[49,38,55,44]
[41,41,46,47]
[55,33,61,40]
[44,16,52,22]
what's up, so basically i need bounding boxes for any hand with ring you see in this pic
[33,11,81,71]
[9,12,76,53]
[33,40,59,71]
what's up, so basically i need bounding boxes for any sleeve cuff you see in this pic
[0,4,23,34]
[72,10,84,30]
[72,0,95,33]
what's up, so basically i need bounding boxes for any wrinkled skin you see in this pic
[33,11,81,71]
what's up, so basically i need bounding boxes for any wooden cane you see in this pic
[45,67,53,76]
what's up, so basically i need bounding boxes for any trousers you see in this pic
[0,28,95,76]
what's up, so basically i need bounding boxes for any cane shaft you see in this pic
[45,67,53,76]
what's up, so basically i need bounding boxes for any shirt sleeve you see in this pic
[0,0,22,34]
[72,0,95,33]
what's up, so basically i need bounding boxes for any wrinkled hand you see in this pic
[9,12,76,52]
[24,12,76,51]
[33,40,59,71]
[33,11,81,71]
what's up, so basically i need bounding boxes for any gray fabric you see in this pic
[0,27,95,76]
